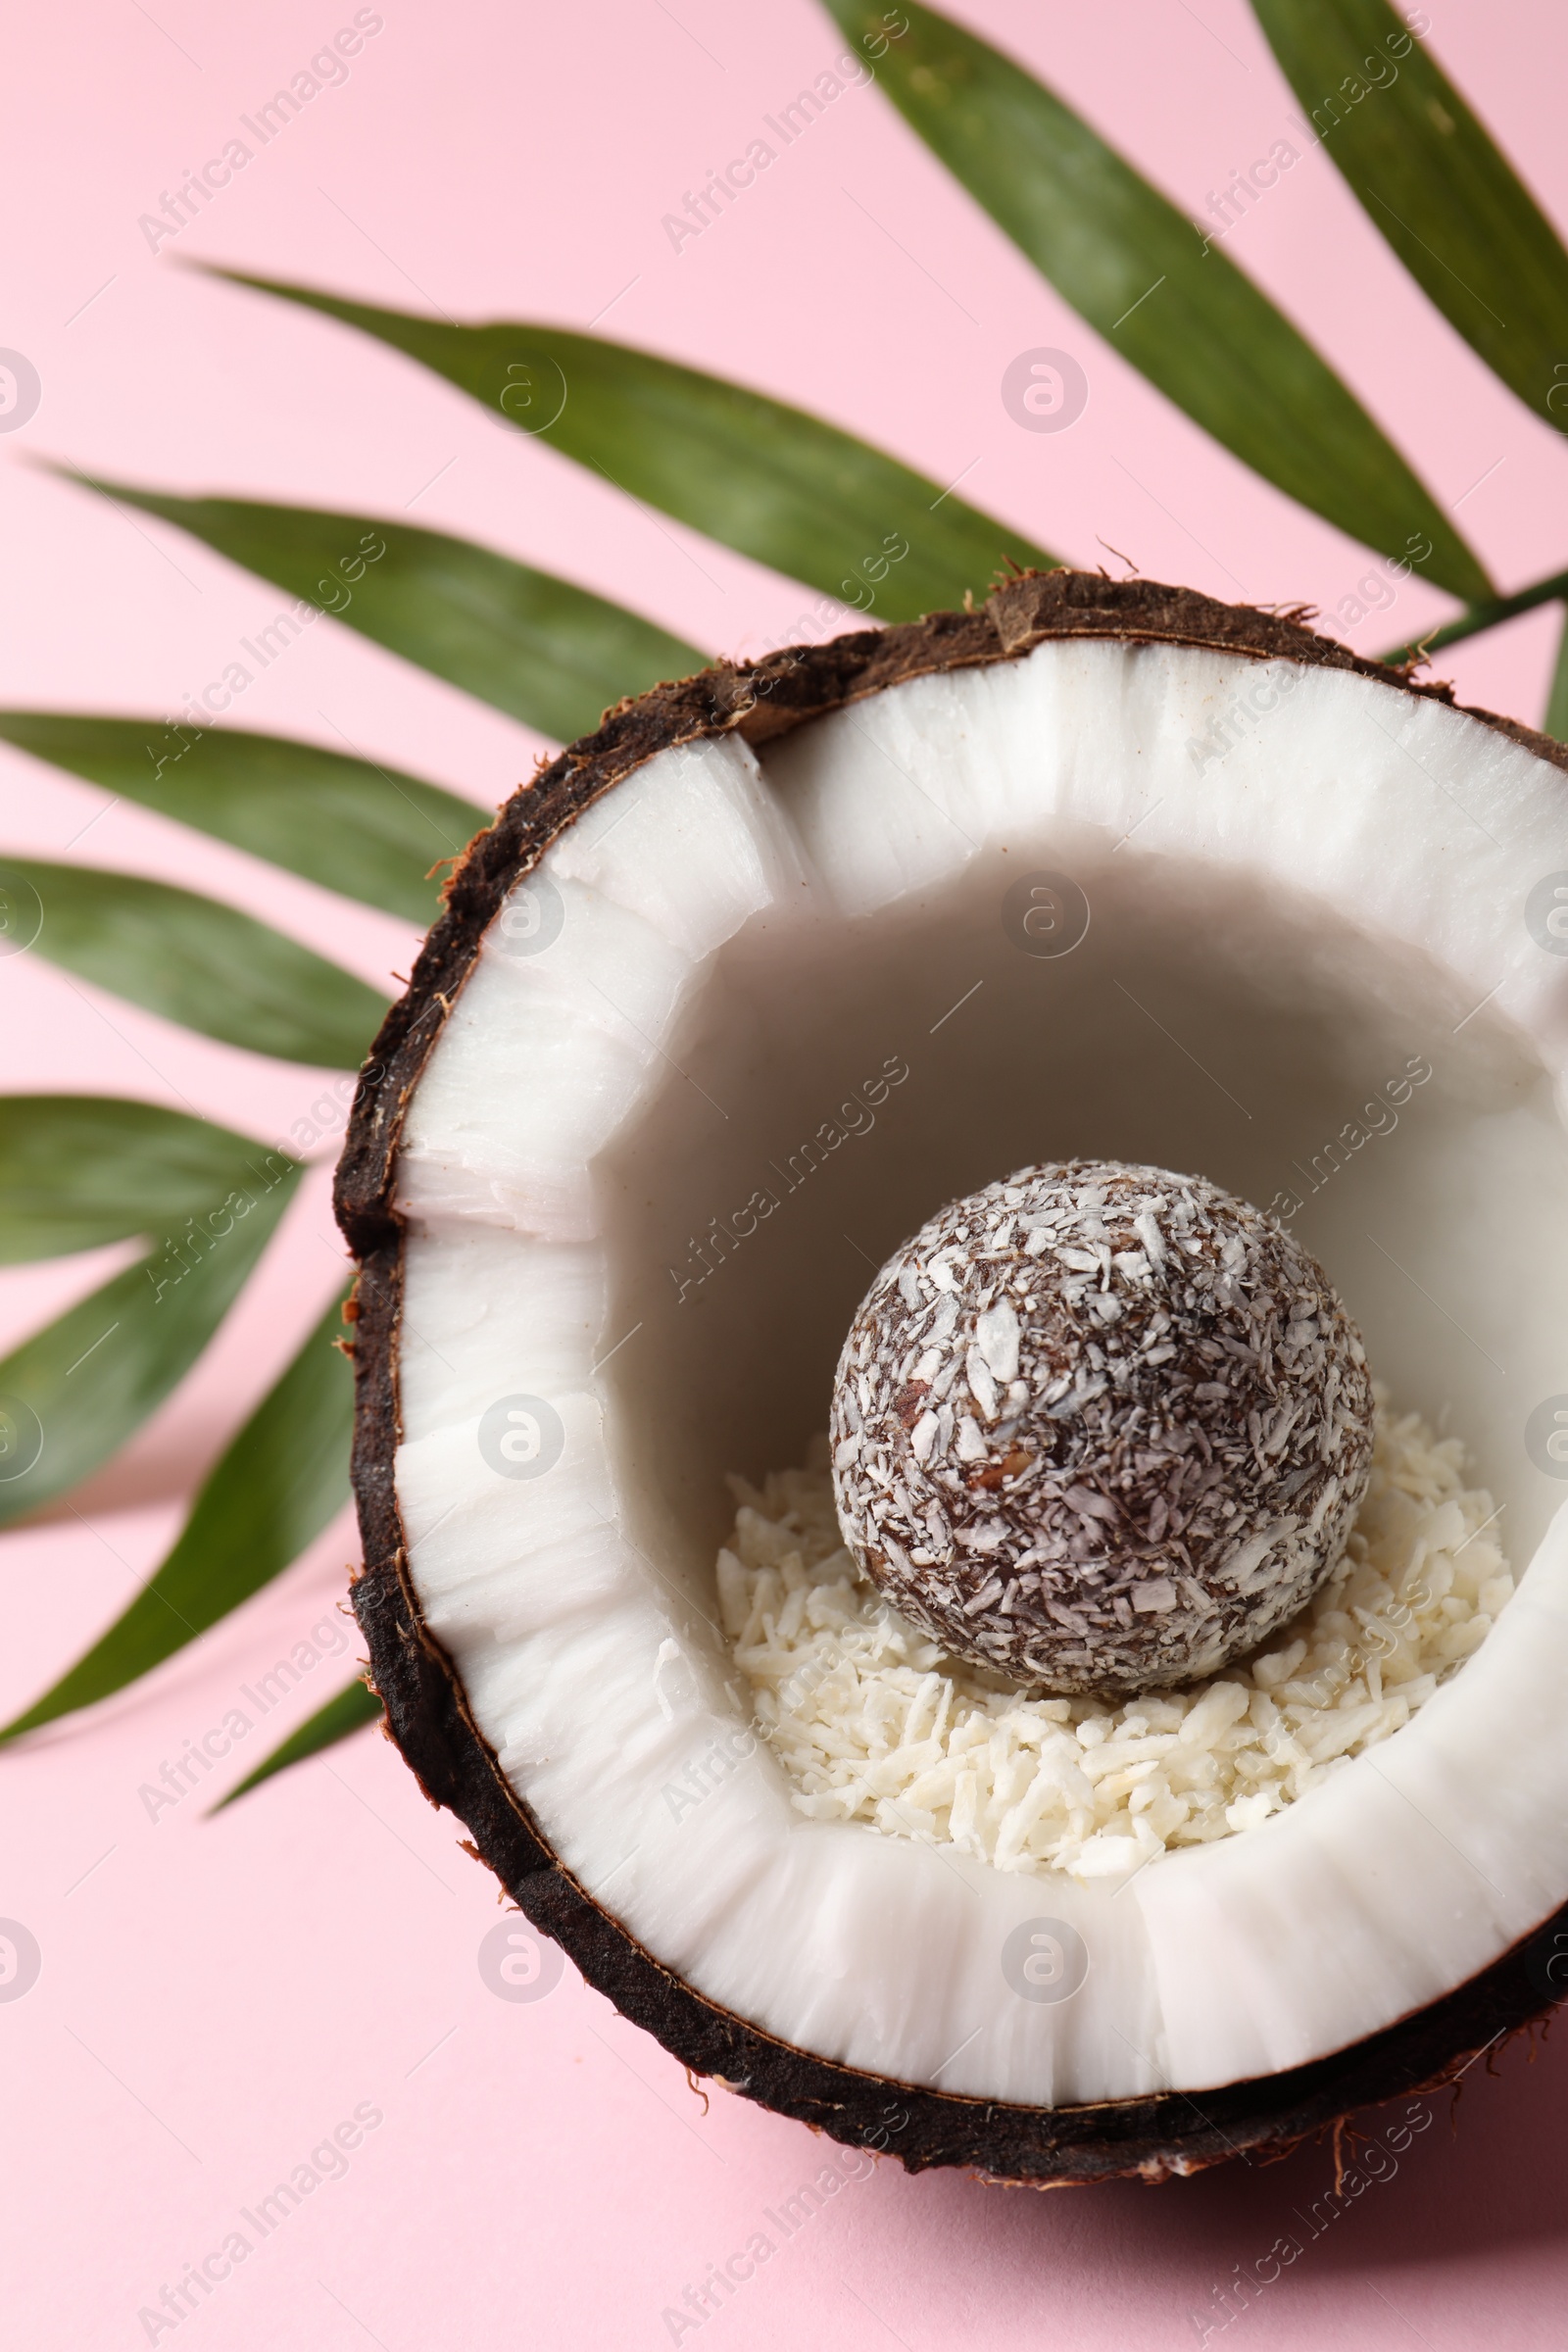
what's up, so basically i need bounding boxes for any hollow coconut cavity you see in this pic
[340,571,1568,2184]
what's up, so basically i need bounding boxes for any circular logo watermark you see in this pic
[477,1394,564,1481]
[0,352,41,436]
[493,870,564,958]
[1002,870,1091,958]
[1002,1916,1090,2003]
[478,1917,565,2002]
[1525,1925,1568,2006]
[1525,871,1568,956]
[498,355,567,435]
[0,869,44,957]
[1001,348,1089,435]
[1525,1395,1568,1479]
[0,1921,41,2002]
[0,1398,43,1484]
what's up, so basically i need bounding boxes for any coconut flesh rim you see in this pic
[380,599,1568,2115]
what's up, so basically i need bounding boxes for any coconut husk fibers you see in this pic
[338,570,1568,2183]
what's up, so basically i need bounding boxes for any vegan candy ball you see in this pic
[829,1160,1375,1692]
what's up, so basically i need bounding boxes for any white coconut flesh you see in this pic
[393,637,1568,2106]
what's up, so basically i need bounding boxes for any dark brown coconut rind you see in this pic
[337,571,1568,2184]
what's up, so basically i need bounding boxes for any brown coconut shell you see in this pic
[337,570,1568,2183]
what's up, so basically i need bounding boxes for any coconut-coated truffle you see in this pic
[829,1160,1375,1693]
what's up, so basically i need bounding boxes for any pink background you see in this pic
[4,2,1567,2344]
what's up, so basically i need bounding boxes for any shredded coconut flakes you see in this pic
[718,1391,1512,1883]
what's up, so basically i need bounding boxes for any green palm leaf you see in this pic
[0,1152,300,1526]
[1249,0,1568,434]
[821,0,1492,603]
[0,1292,353,1740]
[1380,560,1568,667]
[208,270,1057,618]
[1545,612,1568,742]
[0,715,483,926]
[3,858,388,1065]
[0,1098,280,1265]
[67,480,703,744]
[213,1677,382,1810]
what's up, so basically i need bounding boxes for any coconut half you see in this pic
[339,571,1568,2182]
